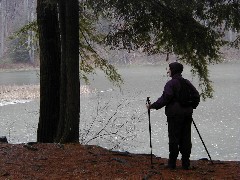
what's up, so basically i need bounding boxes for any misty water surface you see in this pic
[81,62,240,161]
[0,62,239,161]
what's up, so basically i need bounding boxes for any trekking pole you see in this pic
[193,120,213,164]
[146,97,153,167]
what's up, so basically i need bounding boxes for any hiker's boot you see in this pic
[166,159,176,170]
[182,158,190,170]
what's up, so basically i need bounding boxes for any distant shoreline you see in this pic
[0,84,92,106]
[0,84,40,106]
[0,63,39,73]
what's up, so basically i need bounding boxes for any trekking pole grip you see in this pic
[146,97,151,105]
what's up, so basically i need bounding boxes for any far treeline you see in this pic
[9,0,240,143]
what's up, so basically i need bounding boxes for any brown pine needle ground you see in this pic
[0,143,239,179]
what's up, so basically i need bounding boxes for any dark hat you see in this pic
[169,62,183,75]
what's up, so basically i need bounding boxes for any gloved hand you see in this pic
[146,97,151,109]
[146,103,151,109]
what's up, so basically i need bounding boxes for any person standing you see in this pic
[146,62,200,170]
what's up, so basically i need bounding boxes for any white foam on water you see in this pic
[0,99,32,106]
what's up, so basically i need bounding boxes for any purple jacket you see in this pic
[150,74,199,117]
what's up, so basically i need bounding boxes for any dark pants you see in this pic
[167,115,193,167]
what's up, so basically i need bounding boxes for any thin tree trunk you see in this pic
[0,1,3,57]
[0,0,6,57]
[37,0,61,142]
[27,0,35,63]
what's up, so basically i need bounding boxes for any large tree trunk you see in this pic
[37,0,61,142]
[60,0,80,143]
[55,0,67,142]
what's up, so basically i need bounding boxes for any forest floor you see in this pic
[0,143,239,180]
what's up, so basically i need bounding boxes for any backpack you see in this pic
[176,78,200,109]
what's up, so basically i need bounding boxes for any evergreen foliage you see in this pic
[9,21,38,63]
[86,0,240,99]
[11,2,123,87]
[10,0,239,98]
[79,4,123,87]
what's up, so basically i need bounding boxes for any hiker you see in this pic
[146,62,200,170]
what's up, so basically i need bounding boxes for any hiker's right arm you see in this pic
[150,81,174,110]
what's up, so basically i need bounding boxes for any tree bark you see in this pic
[37,0,61,142]
[60,0,80,143]
[55,0,67,142]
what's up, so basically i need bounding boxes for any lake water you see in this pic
[81,62,240,161]
[1,62,239,161]
[0,70,39,85]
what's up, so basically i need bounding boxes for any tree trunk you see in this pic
[55,0,67,142]
[60,0,80,143]
[37,0,61,143]
[0,0,6,57]
[0,1,3,57]
[27,0,35,63]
